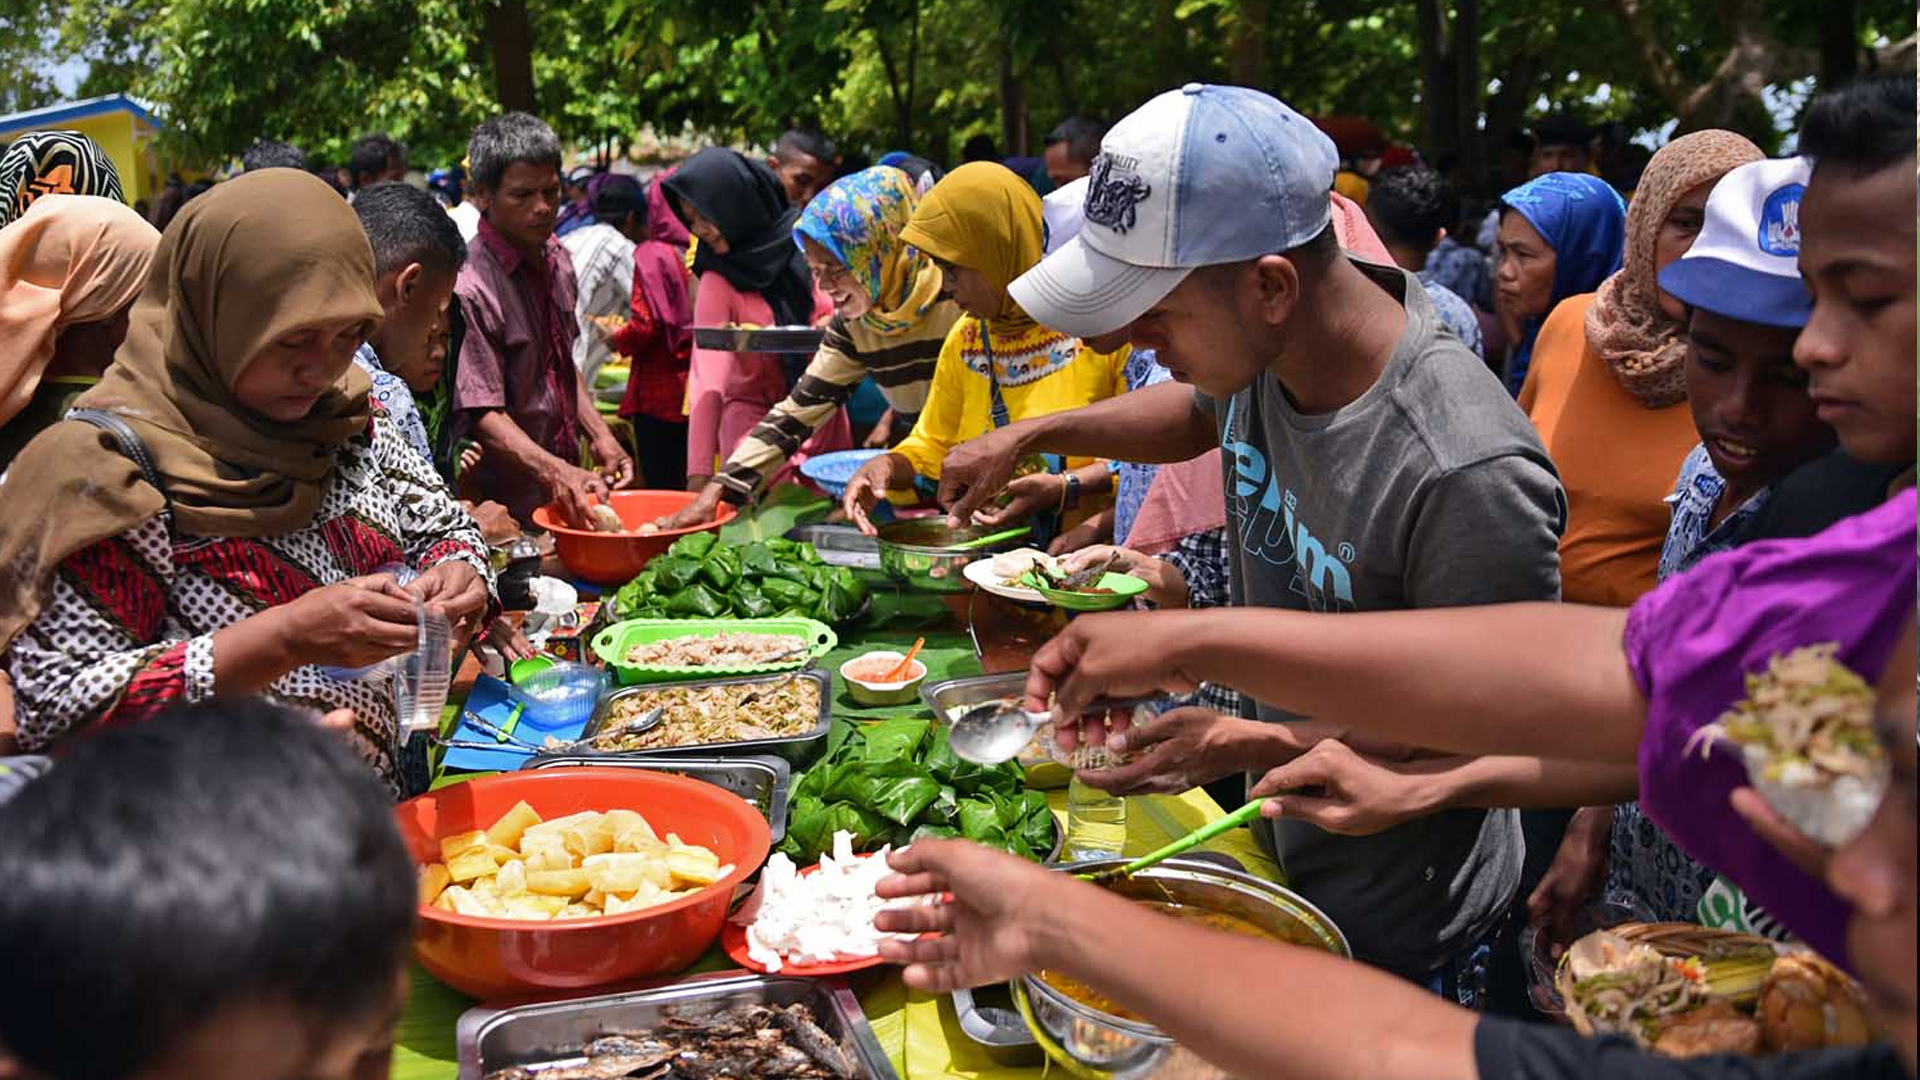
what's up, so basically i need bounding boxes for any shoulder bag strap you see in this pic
[66,408,173,513]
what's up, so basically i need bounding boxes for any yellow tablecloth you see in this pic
[391,786,1276,1079]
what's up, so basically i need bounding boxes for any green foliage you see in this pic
[0,0,1910,183]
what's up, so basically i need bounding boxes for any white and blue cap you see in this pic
[1658,157,1813,328]
[1041,176,1089,254]
[1010,83,1339,339]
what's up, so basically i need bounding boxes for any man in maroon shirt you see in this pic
[452,112,632,526]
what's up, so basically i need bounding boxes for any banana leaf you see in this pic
[611,573,653,618]
[825,803,892,850]
[865,772,943,827]
[768,557,815,585]
[739,542,782,578]
[667,531,717,561]
[664,582,729,618]
[781,800,832,861]
[731,580,776,619]
[699,545,742,591]
[650,555,703,593]
[863,717,929,764]
[815,577,860,624]
[758,575,813,608]
[957,798,1009,848]
[1021,796,1057,854]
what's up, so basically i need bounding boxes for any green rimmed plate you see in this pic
[1019,571,1149,612]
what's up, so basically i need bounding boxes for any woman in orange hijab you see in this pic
[0,194,157,473]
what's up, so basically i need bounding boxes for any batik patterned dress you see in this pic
[4,411,493,794]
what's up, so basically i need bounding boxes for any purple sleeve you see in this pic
[1627,493,1916,969]
[453,272,508,412]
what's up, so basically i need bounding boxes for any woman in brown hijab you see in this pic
[0,169,494,793]
[1517,130,1764,608]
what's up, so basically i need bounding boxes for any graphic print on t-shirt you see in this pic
[1222,394,1356,612]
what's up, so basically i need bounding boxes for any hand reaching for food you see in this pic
[587,313,629,337]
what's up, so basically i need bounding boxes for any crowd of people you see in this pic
[0,65,1912,1080]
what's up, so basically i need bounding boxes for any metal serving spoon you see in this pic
[453,707,665,754]
[947,696,1163,765]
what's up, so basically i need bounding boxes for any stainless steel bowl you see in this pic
[1012,857,1350,1079]
[876,519,1013,593]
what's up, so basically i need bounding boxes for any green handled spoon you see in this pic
[1076,797,1271,884]
[947,524,1033,550]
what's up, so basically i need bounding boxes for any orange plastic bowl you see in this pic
[531,489,736,585]
[395,767,771,1000]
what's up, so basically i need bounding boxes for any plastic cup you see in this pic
[392,604,453,734]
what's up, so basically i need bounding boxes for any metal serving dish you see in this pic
[523,754,792,844]
[788,523,883,570]
[876,519,1020,594]
[576,668,834,767]
[455,970,898,1079]
[921,671,1069,788]
[952,983,1046,1067]
[692,325,827,353]
[920,670,1026,718]
[1013,857,1350,1079]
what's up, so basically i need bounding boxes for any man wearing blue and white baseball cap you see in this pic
[1654,155,1836,577]
[1741,73,1916,544]
[1658,157,1814,331]
[951,85,1567,991]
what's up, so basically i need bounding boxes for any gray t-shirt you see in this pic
[1198,259,1566,977]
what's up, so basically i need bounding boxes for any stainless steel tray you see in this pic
[919,670,1027,720]
[921,670,1068,788]
[788,523,882,570]
[455,970,899,1079]
[577,668,834,767]
[692,325,826,353]
[523,753,792,844]
[951,983,1044,1066]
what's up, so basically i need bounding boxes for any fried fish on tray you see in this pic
[484,1003,856,1080]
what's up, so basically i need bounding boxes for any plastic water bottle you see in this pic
[1065,777,1127,860]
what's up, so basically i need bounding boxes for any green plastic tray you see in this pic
[590,617,838,685]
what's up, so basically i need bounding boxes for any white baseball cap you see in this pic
[1010,83,1339,339]
[1042,175,1089,253]
[1658,157,1813,328]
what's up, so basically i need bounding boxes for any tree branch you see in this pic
[1601,0,1693,112]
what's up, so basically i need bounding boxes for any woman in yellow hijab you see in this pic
[842,163,1128,538]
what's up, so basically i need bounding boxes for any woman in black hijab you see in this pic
[662,148,815,328]
[666,148,845,488]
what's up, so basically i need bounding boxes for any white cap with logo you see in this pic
[1656,156,1813,329]
[1010,83,1339,339]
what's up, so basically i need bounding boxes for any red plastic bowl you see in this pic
[395,767,771,1000]
[532,489,736,585]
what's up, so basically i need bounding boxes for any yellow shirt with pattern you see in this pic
[892,316,1129,481]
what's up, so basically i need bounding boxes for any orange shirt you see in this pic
[1519,293,1700,607]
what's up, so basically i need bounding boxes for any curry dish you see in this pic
[1037,901,1327,1021]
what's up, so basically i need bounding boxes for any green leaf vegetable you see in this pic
[777,719,1056,864]
[607,534,869,626]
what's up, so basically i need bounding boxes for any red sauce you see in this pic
[847,658,920,683]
